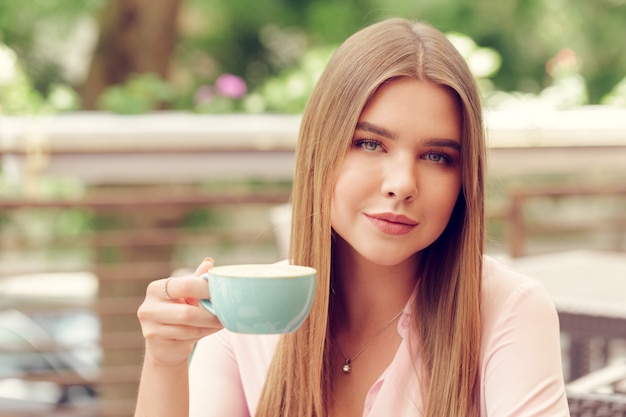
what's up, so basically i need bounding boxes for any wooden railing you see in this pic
[506,183,626,257]
[0,188,291,417]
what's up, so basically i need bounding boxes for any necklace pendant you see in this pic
[342,359,352,374]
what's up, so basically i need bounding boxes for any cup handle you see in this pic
[198,273,216,315]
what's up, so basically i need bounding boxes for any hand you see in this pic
[137,257,223,367]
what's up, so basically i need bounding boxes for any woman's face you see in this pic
[330,77,463,267]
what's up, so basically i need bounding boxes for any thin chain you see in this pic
[331,309,403,374]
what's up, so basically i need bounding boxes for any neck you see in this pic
[331,236,419,331]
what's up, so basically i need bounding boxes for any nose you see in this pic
[381,157,417,202]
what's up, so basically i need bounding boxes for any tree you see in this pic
[79,0,183,109]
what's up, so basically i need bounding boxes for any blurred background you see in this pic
[1,1,625,416]
[1,0,626,115]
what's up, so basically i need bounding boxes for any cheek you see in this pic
[423,174,462,216]
[330,163,368,223]
[332,161,356,200]
[330,172,353,219]
[441,184,462,221]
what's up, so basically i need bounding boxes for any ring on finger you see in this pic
[162,277,174,301]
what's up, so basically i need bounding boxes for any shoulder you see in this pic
[480,255,557,331]
[478,256,569,414]
[481,255,553,305]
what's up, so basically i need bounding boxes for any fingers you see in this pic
[150,257,213,302]
[194,257,214,276]
[138,278,223,349]
[139,300,221,332]
[162,277,175,301]
[136,257,222,366]
[153,275,210,304]
[161,257,214,305]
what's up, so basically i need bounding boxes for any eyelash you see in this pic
[354,138,383,152]
[424,150,454,164]
[354,139,454,165]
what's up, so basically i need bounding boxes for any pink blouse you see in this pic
[189,256,570,416]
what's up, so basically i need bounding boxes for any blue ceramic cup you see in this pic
[200,264,317,334]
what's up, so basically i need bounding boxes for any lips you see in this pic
[365,212,418,235]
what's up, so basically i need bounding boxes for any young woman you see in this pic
[135,18,570,417]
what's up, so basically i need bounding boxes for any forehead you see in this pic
[358,78,462,142]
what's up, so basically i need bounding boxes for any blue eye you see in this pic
[355,139,383,152]
[423,151,452,164]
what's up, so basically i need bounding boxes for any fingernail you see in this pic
[194,257,215,276]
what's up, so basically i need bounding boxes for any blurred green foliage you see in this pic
[1,0,625,114]
[97,73,177,114]
[0,0,100,114]
[603,77,626,107]
[183,0,626,106]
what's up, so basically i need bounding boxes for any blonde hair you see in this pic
[256,18,484,417]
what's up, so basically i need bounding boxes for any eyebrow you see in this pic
[355,122,397,139]
[424,138,462,152]
[355,121,461,152]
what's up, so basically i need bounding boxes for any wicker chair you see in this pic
[568,391,626,417]
[567,359,626,416]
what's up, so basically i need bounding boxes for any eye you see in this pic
[423,151,452,164]
[354,139,384,152]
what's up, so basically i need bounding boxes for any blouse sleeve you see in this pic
[189,330,250,417]
[481,279,570,416]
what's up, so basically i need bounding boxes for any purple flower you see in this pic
[214,74,247,99]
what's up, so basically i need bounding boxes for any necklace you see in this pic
[331,310,403,374]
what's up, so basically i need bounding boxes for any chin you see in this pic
[356,247,421,268]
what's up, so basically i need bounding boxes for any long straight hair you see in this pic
[256,18,485,417]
